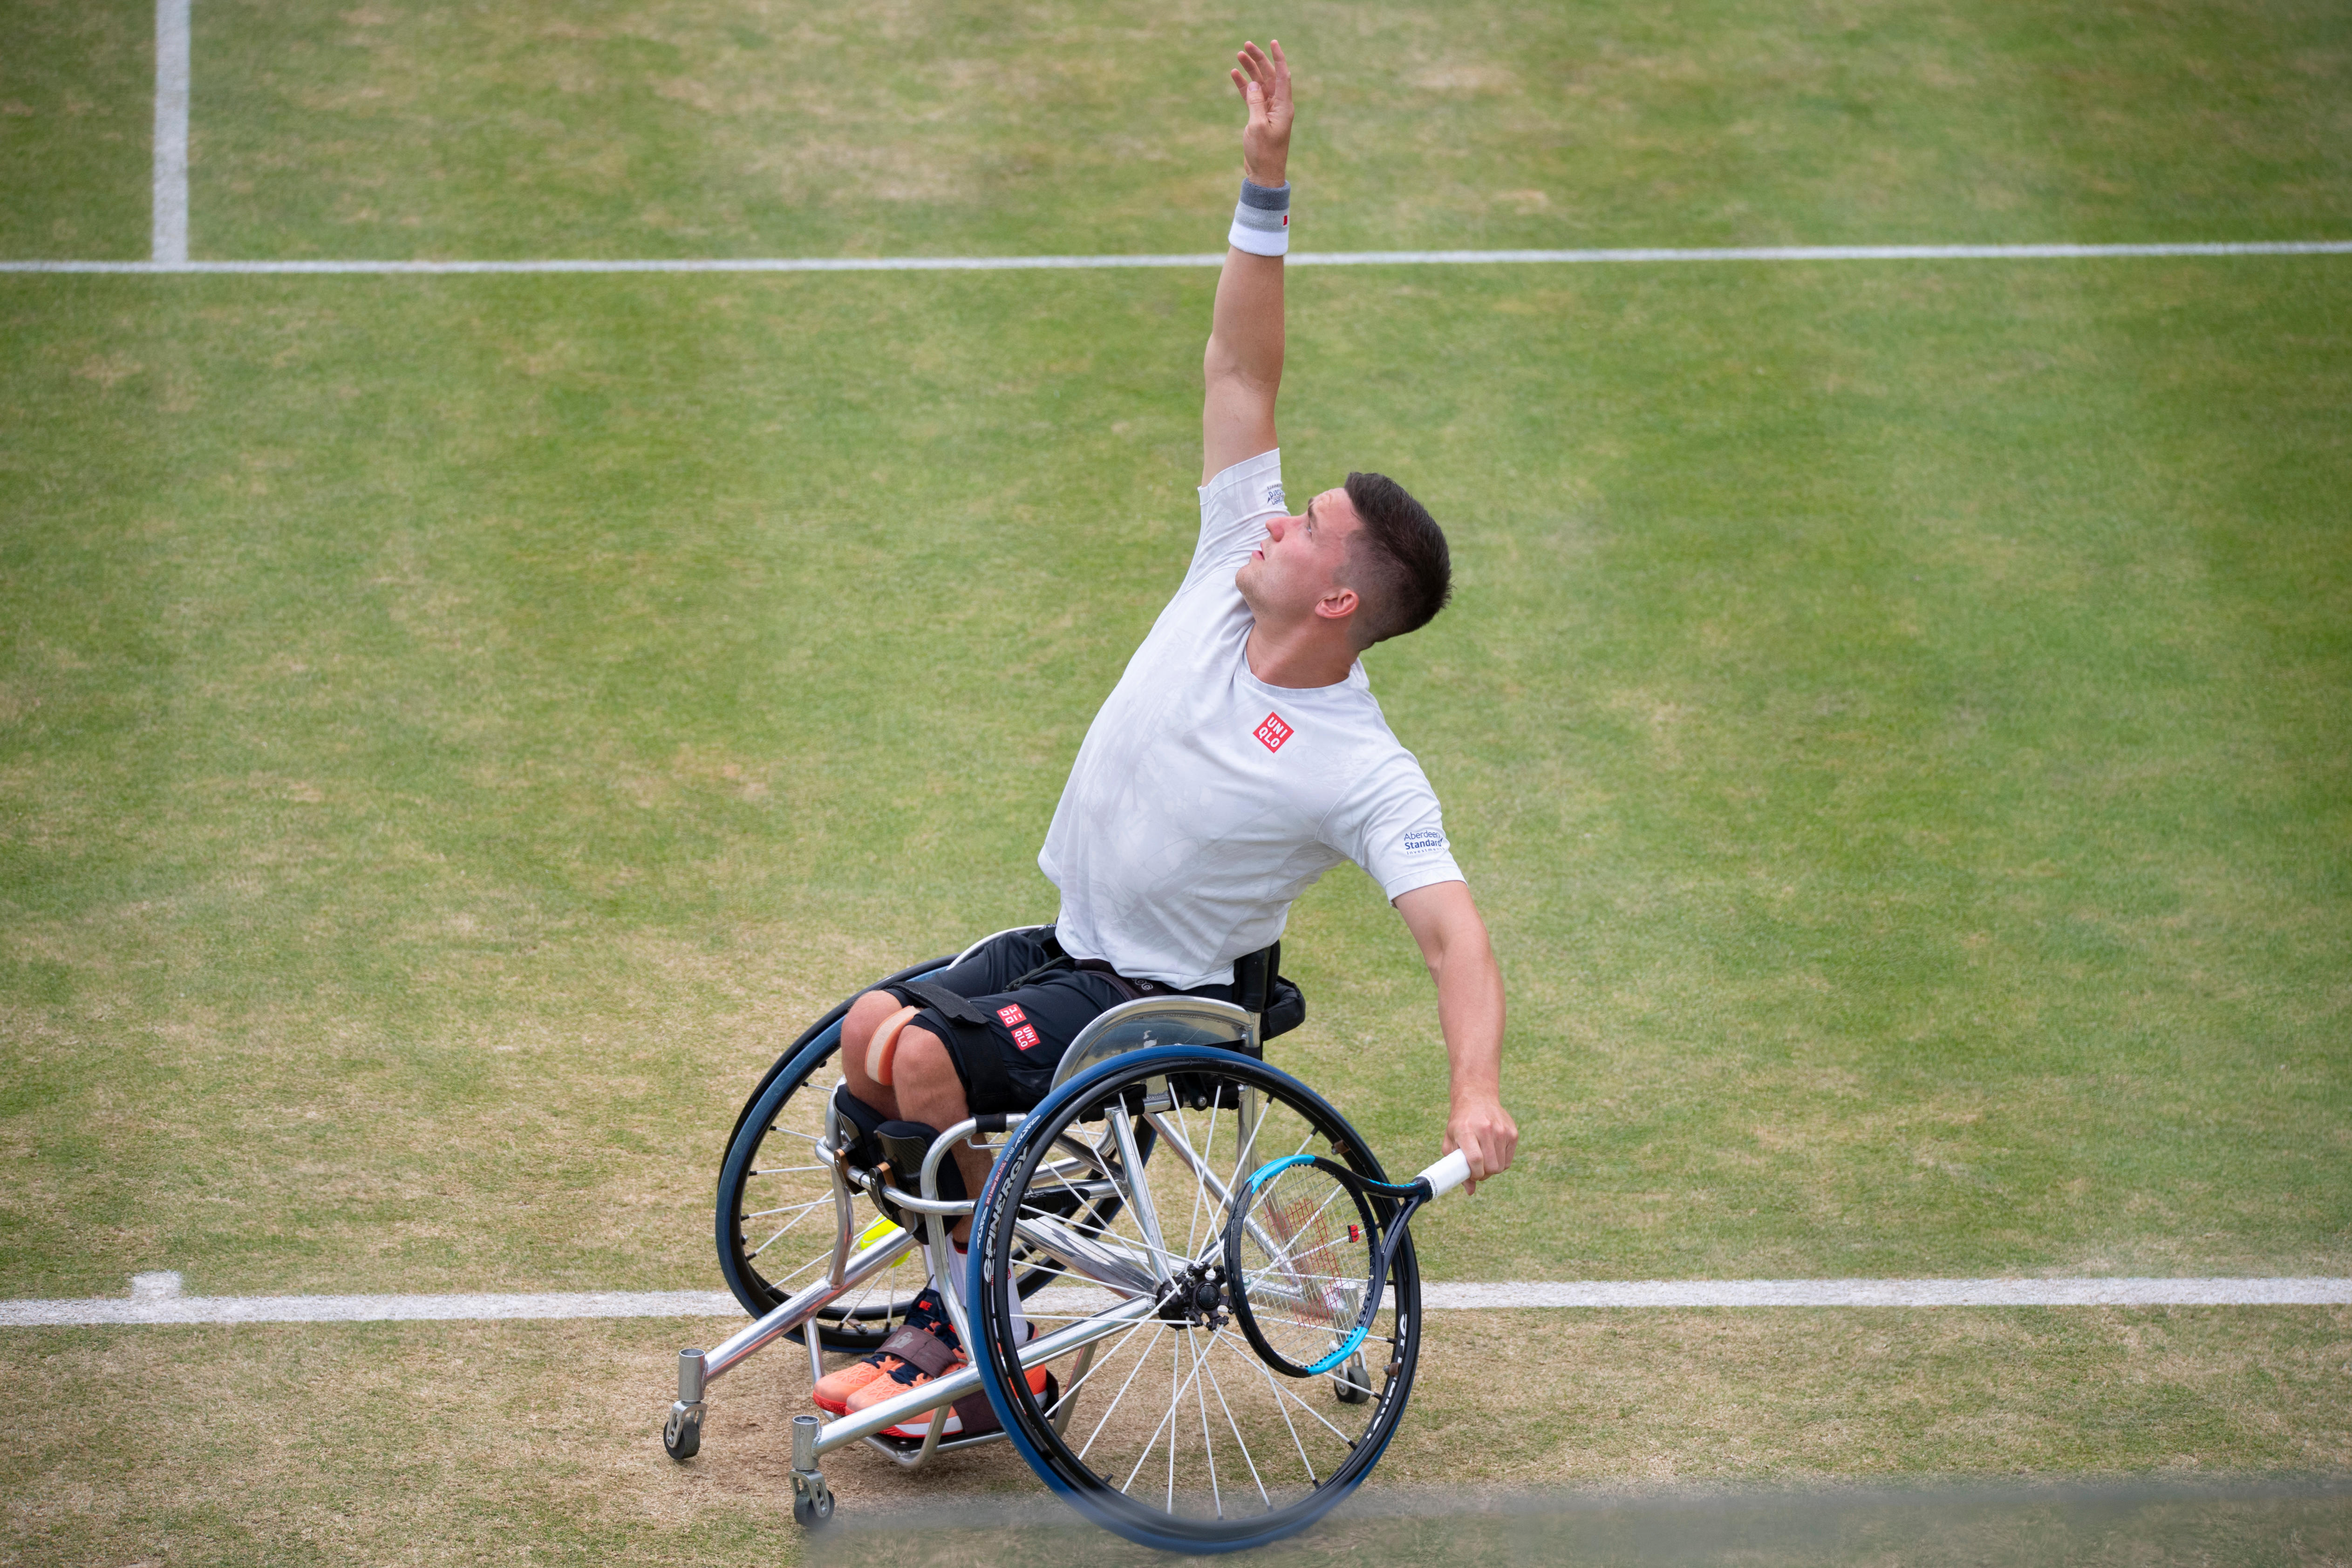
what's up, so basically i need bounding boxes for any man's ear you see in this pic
[1313,586,1359,623]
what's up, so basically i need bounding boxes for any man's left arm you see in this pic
[1393,880,1518,1191]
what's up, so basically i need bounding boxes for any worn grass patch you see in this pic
[1,1308,2345,1564]
[814,1482,2352,1567]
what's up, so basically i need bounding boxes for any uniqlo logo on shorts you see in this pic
[1254,712,1293,752]
[1011,1023,1042,1051]
[995,1002,1027,1028]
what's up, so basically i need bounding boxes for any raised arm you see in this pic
[1202,39,1293,484]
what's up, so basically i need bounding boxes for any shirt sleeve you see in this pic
[1182,450,1287,594]
[1323,746,1466,902]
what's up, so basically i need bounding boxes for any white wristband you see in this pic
[1229,178,1290,257]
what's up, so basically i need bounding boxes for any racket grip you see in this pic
[1418,1149,1473,1198]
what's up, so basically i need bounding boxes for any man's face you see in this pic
[1235,486,1364,626]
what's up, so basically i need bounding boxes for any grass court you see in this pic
[2,0,2348,1561]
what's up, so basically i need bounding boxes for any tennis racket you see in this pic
[1221,1147,1472,1378]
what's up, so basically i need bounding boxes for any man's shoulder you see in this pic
[1199,450,1286,526]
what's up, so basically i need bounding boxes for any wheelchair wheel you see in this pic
[967,1045,1422,1554]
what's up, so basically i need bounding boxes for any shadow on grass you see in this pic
[808,1475,2352,1566]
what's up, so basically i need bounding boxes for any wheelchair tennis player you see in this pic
[811,37,1519,1434]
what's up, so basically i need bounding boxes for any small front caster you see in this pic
[789,1411,835,1529]
[665,1349,709,1460]
[663,1400,704,1460]
[791,1484,835,1528]
[1332,1352,1371,1405]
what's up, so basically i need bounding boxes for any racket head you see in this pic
[1223,1154,1384,1378]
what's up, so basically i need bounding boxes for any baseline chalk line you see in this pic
[3,241,2350,276]
[151,0,190,266]
[3,1272,2343,1327]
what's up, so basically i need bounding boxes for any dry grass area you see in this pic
[2,1306,2345,1565]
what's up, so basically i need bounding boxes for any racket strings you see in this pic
[1234,1165,1377,1363]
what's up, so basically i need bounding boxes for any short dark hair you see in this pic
[1341,471,1452,648]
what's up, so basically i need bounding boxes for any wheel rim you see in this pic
[971,1047,1420,1551]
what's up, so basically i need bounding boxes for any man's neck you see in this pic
[1243,618,1359,689]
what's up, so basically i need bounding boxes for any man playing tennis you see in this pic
[814,38,1518,1432]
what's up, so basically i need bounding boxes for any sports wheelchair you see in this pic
[661,927,1428,1554]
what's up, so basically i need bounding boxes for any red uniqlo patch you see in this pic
[995,1002,1028,1028]
[1011,1023,1042,1051]
[1254,712,1294,752]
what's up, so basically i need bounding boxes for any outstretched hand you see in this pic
[1230,40,1293,187]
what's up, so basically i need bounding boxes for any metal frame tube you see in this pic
[809,1295,1158,1455]
[1107,1101,1173,1288]
[822,1090,855,1290]
[702,1225,919,1385]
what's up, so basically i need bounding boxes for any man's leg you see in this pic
[839,989,910,1118]
[837,991,989,1234]
[890,1025,993,1231]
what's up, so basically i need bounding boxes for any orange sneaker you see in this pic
[811,1289,956,1416]
[880,1363,1056,1439]
[843,1309,966,1418]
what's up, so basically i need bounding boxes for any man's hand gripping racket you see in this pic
[1220,1148,1474,1378]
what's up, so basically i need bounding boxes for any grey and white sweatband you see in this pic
[1229,178,1290,257]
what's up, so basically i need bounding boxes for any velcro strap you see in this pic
[876,1324,961,1377]
[901,981,995,1028]
[950,1386,1003,1436]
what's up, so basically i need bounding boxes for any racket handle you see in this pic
[1418,1148,1473,1198]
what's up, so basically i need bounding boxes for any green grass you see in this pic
[184,0,2351,259]
[2,256,2345,1296]
[1,0,2349,1561]
[0,0,154,259]
[2,0,2344,260]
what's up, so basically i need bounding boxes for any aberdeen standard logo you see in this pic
[1254,712,1293,752]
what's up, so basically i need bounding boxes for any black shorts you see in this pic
[879,929,1232,1116]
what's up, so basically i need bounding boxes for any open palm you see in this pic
[1231,39,1293,186]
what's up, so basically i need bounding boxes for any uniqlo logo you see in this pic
[995,1002,1027,1028]
[1254,712,1293,752]
[1011,1023,1042,1051]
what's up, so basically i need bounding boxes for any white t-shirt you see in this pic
[1038,450,1466,989]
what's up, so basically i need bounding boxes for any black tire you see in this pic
[661,1406,700,1461]
[968,1045,1422,1554]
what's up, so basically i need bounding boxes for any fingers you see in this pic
[1440,1130,1476,1196]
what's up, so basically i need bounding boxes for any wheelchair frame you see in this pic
[663,931,1409,1542]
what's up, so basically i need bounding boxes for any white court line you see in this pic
[2,1272,2343,1327]
[4,241,2352,276]
[150,0,190,266]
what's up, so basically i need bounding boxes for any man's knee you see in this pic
[892,1025,967,1120]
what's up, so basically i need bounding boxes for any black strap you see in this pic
[901,980,996,1027]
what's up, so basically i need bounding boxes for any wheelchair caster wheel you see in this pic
[663,1400,704,1460]
[788,1412,834,1528]
[1332,1353,1371,1405]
